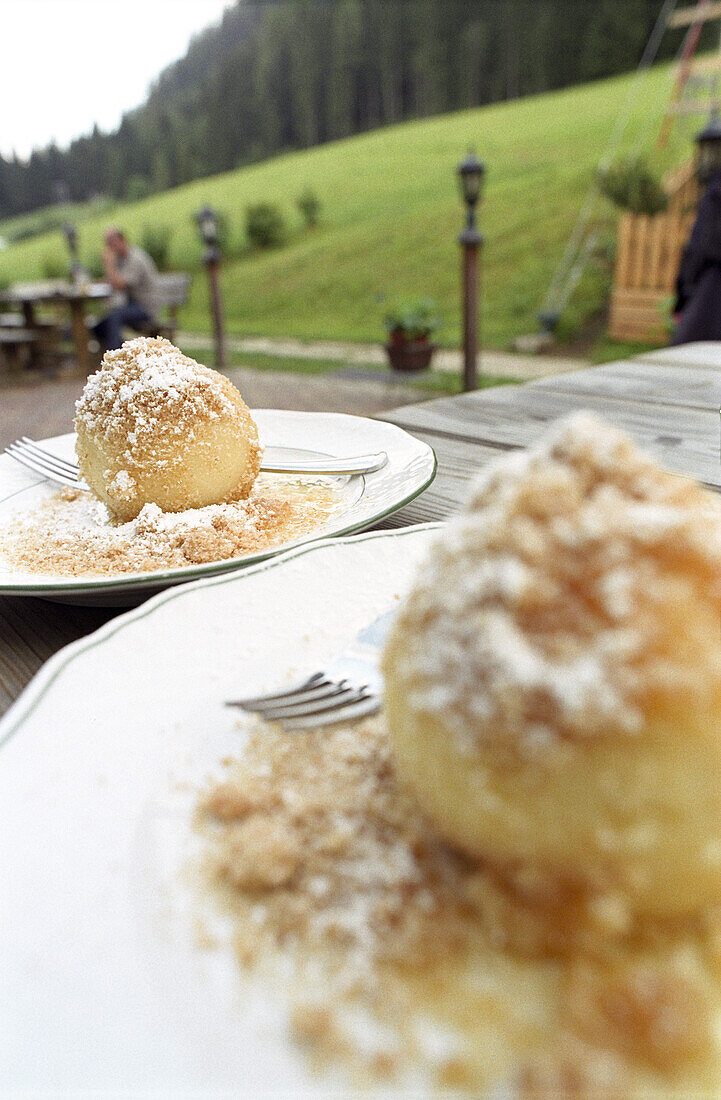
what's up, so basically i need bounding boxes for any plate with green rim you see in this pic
[0,409,436,605]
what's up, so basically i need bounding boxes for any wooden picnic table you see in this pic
[0,280,111,375]
[1,341,720,716]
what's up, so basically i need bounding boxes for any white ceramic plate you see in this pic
[0,524,442,1095]
[0,409,436,604]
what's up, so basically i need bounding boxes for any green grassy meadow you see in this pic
[0,60,696,350]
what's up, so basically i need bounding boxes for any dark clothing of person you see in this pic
[673,172,721,345]
[93,245,160,352]
[93,302,151,352]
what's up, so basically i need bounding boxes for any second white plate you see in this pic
[0,409,436,604]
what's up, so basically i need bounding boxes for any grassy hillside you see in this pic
[0,60,696,349]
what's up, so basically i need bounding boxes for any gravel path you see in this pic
[0,364,439,450]
[178,331,588,380]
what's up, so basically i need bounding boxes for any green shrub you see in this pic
[140,224,173,271]
[384,297,442,340]
[297,188,321,227]
[597,157,668,216]
[658,294,675,337]
[7,210,66,244]
[245,202,287,249]
[11,224,47,243]
[41,252,69,280]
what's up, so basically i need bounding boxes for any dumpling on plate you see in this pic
[75,336,261,521]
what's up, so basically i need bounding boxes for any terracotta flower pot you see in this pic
[385,338,435,372]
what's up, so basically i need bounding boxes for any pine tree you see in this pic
[0,0,681,218]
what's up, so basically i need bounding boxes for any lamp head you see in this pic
[457,149,486,208]
[195,205,219,247]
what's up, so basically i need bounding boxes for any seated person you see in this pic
[93,228,160,351]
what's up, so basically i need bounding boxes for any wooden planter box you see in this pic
[608,164,698,344]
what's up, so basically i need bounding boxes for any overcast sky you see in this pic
[0,0,232,159]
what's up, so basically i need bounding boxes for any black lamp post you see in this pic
[62,222,81,281]
[696,110,721,186]
[457,150,485,391]
[195,205,225,370]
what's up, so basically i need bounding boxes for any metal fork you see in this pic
[5,438,88,489]
[4,437,388,489]
[226,611,394,730]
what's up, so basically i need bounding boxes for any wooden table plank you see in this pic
[380,383,721,488]
[533,359,721,412]
[0,597,115,715]
[637,343,721,368]
[0,281,111,377]
[378,434,501,527]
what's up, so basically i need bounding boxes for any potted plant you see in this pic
[384,298,441,372]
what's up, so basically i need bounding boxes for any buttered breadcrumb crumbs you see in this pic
[387,412,721,759]
[75,337,237,449]
[0,477,342,577]
[197,715,721,1096]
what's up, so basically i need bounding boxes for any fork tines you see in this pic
[5,438,83,488]
[227,673,380,731]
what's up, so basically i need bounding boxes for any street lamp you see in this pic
[696,110,721,185]
[195,205,225,369]
[457,150,485,391]
[62,222,81,281]
[196,206,220,255]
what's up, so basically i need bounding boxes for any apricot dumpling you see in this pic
[383,413,721,920]
[75,337,261,521]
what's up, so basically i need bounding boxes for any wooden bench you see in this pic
[83,273,191,364]
[0,312,59,331]
[140,272,191,344]
[0,327,39,373]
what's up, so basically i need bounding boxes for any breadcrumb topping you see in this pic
[0,477,342,577]
[193,413,721,1092]
[74,337,262,518]
[75,336,237,451]
[386,413,721,757]
[197,713,721,1094]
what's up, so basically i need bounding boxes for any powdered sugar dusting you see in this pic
[384,413,721,756]
[0,476,343,577]
[73,336,262,520]
[197,710,719,1092]
[75,336,235,448]
[108,468,136,500]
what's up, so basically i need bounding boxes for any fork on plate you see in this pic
[226,611,394,730]
[4,437,388,489]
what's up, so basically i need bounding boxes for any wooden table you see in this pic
[0,280,111,375]
[1,341,720,716]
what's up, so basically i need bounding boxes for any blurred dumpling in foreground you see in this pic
[383,413,721,921]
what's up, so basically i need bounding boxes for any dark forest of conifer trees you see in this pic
[0,0,695,218]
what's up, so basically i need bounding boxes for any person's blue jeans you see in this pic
[93,302,151,351]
